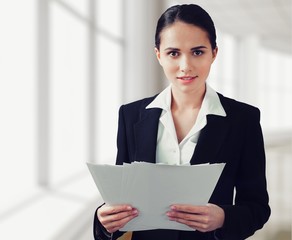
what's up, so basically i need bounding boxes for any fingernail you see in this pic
[133,210,138,214]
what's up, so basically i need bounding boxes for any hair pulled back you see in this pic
[155,4,217,50]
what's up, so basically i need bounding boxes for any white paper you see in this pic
[87,162,225,231]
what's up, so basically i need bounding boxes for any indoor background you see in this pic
[0,0,291,239]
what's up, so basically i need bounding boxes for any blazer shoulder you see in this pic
[217,93,260,119]
[120,95,158,113]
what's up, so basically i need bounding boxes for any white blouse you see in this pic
[146,84,226,165]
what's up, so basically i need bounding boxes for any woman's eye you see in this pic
[193,50,203,56]
[168,51,179,57]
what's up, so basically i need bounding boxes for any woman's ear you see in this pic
[212,47,218,62]
[155,47,162,65]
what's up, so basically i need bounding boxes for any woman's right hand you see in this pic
[97,204,139,233]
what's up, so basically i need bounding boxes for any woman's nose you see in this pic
[180,56,192,73]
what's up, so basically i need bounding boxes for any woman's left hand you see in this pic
[166,203,225,232]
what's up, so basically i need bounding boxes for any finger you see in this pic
[100,205,134,216]
[170,204,208,214]
[167,210,206,223]
[101,208,138,225]
[104,211,139,233]
[169,217,209,232]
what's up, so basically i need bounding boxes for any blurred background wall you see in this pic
[0,0,291,239]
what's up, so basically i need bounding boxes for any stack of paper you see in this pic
[87,162,225,231]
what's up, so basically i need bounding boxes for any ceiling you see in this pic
[175,0,292,54]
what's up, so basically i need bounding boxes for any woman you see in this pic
[94,4,270,240]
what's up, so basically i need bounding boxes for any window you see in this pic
[0,0,124,238]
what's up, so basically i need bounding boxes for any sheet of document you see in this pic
[87,162,225,231]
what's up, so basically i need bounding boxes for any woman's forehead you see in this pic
[159,22,211,49]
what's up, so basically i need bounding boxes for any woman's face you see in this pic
[155,21,217,95]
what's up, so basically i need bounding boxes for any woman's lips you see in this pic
[177,76,198,82]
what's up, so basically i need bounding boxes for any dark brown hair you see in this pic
[155,4,217,50]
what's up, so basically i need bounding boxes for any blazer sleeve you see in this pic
[215,108,271,240]
[116,105,131,165]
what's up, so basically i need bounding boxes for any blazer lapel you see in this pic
[190,115,230,165]
[134,108,162,163]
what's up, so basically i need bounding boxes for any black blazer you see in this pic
[94,93,270,240]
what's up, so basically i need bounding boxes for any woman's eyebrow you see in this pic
[164,46,208,52]
[191,46,208,51]
[163,47,180,51]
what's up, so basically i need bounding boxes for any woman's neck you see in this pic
[171,86,206,111]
